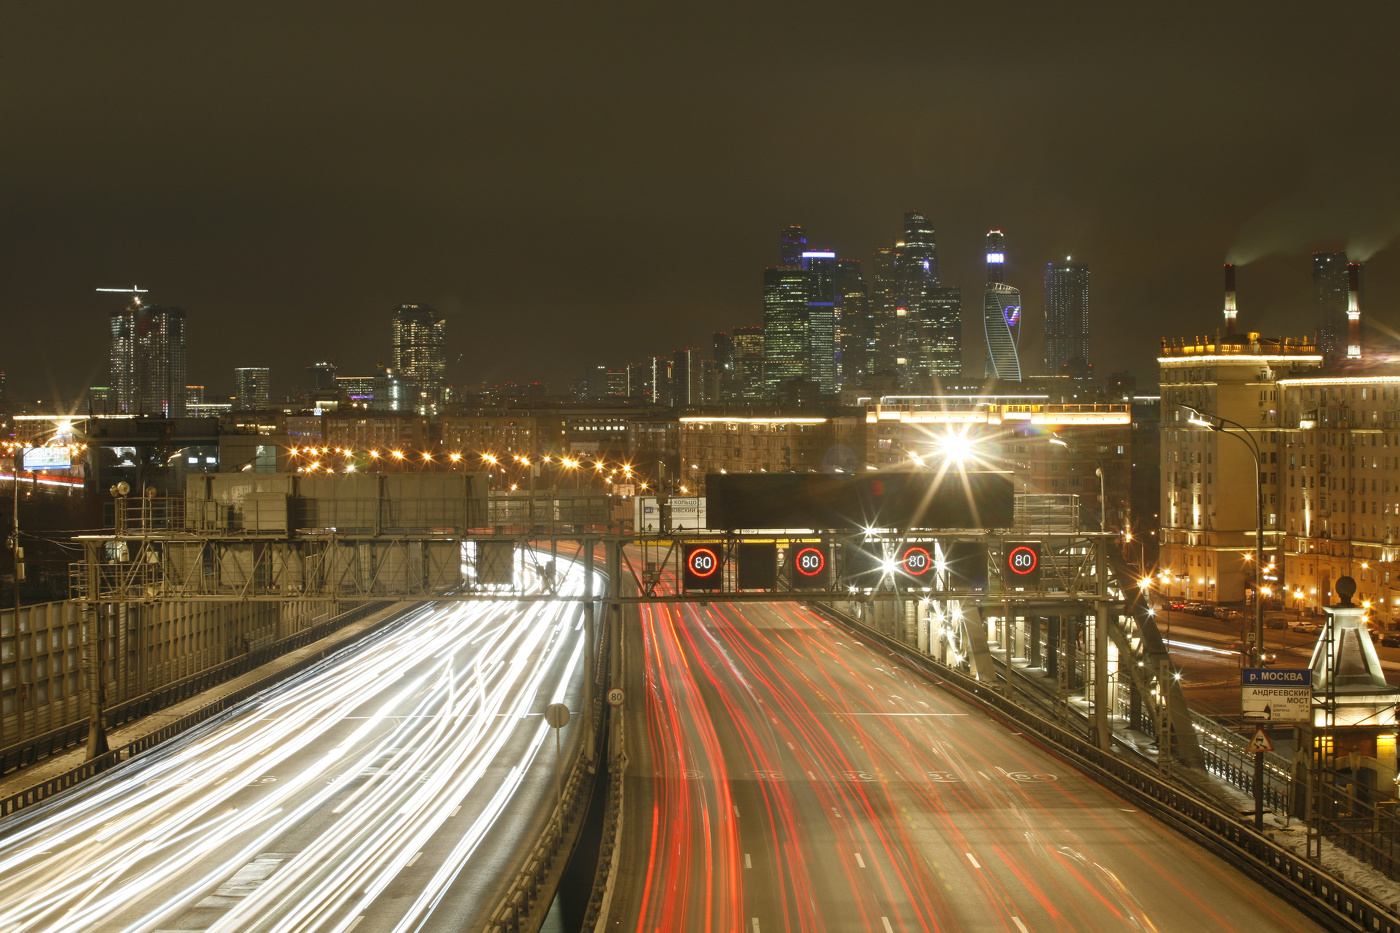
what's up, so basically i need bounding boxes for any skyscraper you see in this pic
[234,367,272,409]
[780,225,807,267]
[107,291,188,417]
[731,326,764,399]
[869,245,901,376]
[762,267,809,395]
[837,260,872,388]
[982,231,1022,381]
[1314,252,1361,362]
[802,250,838,394]
[1044,258,1091,375]
[390,304,446,409]
[912,287,962,379]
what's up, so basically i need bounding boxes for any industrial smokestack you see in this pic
[1223,264,1238,335]
[1347,262,1363,359]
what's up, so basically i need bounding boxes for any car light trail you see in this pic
[0,551,601,933]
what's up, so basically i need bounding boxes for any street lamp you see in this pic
[1048,435,1106,534]
[1182,405,1265,666]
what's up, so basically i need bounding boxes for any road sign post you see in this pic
[1240,671,1305,832]
[545,702,570,807]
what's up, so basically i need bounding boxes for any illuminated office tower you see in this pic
[1044,258,1090,375]
[913,287,962,379]
[802,250,838,394]
[390,304,446,410]
[731,325,765,399]
[870,245,901,375]
[837,260,872,388]
[107,290,187,417]
[234,367,272,409]
[982,230,1021,381]
[763,266,810,395]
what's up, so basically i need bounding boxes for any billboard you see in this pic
[705,471,1014,531]
[20,447,72,471]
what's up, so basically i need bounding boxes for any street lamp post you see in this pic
[1183,406,1265,667]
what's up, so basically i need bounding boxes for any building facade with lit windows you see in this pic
[1278,373,1400,626]
[390,304,446,411]
[1157,335,1322,606]
[678,415,866,495]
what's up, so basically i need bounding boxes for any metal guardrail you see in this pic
[1190,709,1292,814]
[0,600,401,818]
[813,603,1400,933]
[0,600,391,778]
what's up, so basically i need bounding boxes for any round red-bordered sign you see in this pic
[1007,545,1038,576]
[794,546,826,577]
[687,546,720,578]
[902,546,933,576]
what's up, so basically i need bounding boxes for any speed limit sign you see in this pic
[1003,542,1042,585]
[607,687,625,707]
[682,544,723,591]
[900,545,934,578]
[789,544,829,589]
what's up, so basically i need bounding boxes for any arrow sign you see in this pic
[1246,728,1275,754]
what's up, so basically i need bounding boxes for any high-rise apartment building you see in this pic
[763,267,809,395]
[780,225,807,268]
[671,348,707,407]
[1044,259,1091,376]
[982,231,1021,381]
[234,367,272,410]
[1314,252,1363,362]
[390,304,446,410]
[307,361,339,392]
[108,292,187,417]
[802,250,838,394]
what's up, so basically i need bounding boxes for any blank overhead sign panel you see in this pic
[705,472,1014,531]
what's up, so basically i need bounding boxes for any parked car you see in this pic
[1290,620,1321,634]
[1380,632,1400,648]
[1214,607,1245,622]
[1264,617,1289,630]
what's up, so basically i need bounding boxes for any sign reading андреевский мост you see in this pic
[1241,668,1311,723]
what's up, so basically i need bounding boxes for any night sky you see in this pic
[4,3,1400,405]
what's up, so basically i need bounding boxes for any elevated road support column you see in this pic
[1093,537,1110,751]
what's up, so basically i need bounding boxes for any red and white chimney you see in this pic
[1223,263,1238,335]
[1347,263,1362,359]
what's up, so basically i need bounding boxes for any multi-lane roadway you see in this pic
[0,555,592,933]
[611,597,1325,932]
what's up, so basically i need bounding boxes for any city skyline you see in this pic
[3,4,1399,404]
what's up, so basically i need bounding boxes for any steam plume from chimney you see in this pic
[1347,263,1362,360]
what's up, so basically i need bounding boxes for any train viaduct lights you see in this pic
[682,544,723,592]
[789,544,829,589]
[1003,542,1042,586]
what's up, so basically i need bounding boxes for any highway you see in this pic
[610,597,1326,932]
[0,553,592,933]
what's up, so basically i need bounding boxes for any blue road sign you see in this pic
[1242,668,1312,687]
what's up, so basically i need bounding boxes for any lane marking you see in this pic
[450,806,462,817]
[787,742,796,750]
[752,919,761,933]
[347,918,365,932]
[735,806,741,817]
[407,851,423,867]
[881,918,894,933]
[1012,917,1030,933]
[966,852,981,869]
[855,852,866,868]
[848,712,967,716]
[745,853,752,868]
[807,771,817,780]
[832,807,843,818]
[978,771,990,780]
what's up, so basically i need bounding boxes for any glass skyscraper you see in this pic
[1043,259,1090,375]
[1314,251,1361,362]
[801,250,838,394]
[762,267,809,395]
[982,231,1021,381]
[390,304,446,411]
